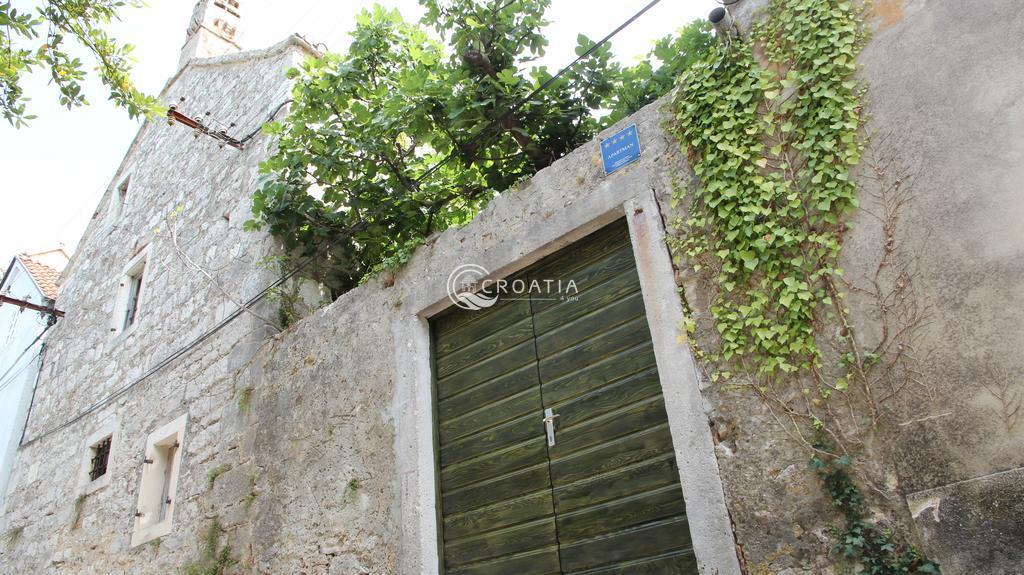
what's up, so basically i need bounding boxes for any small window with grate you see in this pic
[89,436,112,481]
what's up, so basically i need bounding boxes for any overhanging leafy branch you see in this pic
[247,0,712,293]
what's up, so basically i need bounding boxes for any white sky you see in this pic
[0,0,715,265]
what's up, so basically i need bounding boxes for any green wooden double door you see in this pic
[431,220,698,575]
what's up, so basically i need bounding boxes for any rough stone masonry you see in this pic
[1,1,1022,574]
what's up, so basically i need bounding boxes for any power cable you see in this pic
[0,323,52,394]
[20,249,319,446]
[0,354,38,396]
[236,99,293,146]
[416,0,662,184]
[22,0,664,446]
[52,184,108,245]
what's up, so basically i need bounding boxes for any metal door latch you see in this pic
[543,408,560,447]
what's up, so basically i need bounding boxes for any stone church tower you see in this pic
[180,0,244,68]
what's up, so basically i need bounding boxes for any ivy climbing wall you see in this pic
[666,0,1024,573]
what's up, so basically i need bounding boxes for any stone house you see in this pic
[0,0,1021,574]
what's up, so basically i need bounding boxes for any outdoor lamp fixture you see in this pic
[709,7,739,42]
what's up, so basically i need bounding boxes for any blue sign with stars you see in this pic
[601,124,641,174]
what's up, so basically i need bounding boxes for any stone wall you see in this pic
[3,1,1023,574]
[853,1,1024,571]
[0,37,319,573]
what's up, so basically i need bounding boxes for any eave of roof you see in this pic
[11,254,61,300]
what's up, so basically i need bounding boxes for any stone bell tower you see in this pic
[179,0,243,69]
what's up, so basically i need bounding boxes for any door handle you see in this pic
[543,408,560,447]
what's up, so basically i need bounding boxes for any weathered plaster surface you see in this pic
[852,2,1024,572]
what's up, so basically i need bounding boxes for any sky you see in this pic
[0,0,716,266]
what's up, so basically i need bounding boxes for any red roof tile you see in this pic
[17,254,61,300]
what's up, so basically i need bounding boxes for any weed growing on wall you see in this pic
[4,525,24,547]
[810,441,940,574]
[71,493,87,529]
[207,464,230,489]
[243,473,257,512]
[181,520,235,575]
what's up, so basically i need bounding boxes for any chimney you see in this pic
[179,0,243,69]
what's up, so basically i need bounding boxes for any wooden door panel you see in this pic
[538,315,653,382]
[541,342,657,406]
[440,437,548,493]
[527,222,696,575]
[554,484,687,543]
[552,453,681,514]
[438,363,537,421]
[444,488,555,540]
[442,462,551,516]
[548,396,671,458]
[446,546,561,575]
[533,291,647,361]
[435,316,536,379]
[549,367,661,429]
[433,289,556,574]
[433,219,696,575]
[547,423,676,487]
[434,298,533,356]
[557,516,694,573]
[532,263,643,336]
[440,386,540,444]
[436,338,538,400]
[445,516,558,567]
[440,411,543,467]
[567,551,698,575]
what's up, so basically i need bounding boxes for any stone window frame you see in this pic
[107,175,131,226]
[393,190,742,574]
[131,413,187,547]
[78,419,119,496]
[110,244,151,339]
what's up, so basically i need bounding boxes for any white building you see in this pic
[0,250,67,512]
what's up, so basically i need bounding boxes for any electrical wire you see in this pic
[0,323,51,392]
[416,0,662,184]
[0,354,38,396]
[236,99,293,147]
[20,250,320,446]
[21,0,665,446]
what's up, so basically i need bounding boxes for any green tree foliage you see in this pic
[248,0,711,292]
[0,0,161,127]
[601,19,712,126]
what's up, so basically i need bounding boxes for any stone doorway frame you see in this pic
[393,189,742,575]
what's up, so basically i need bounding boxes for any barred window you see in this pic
[89,436,112,481]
